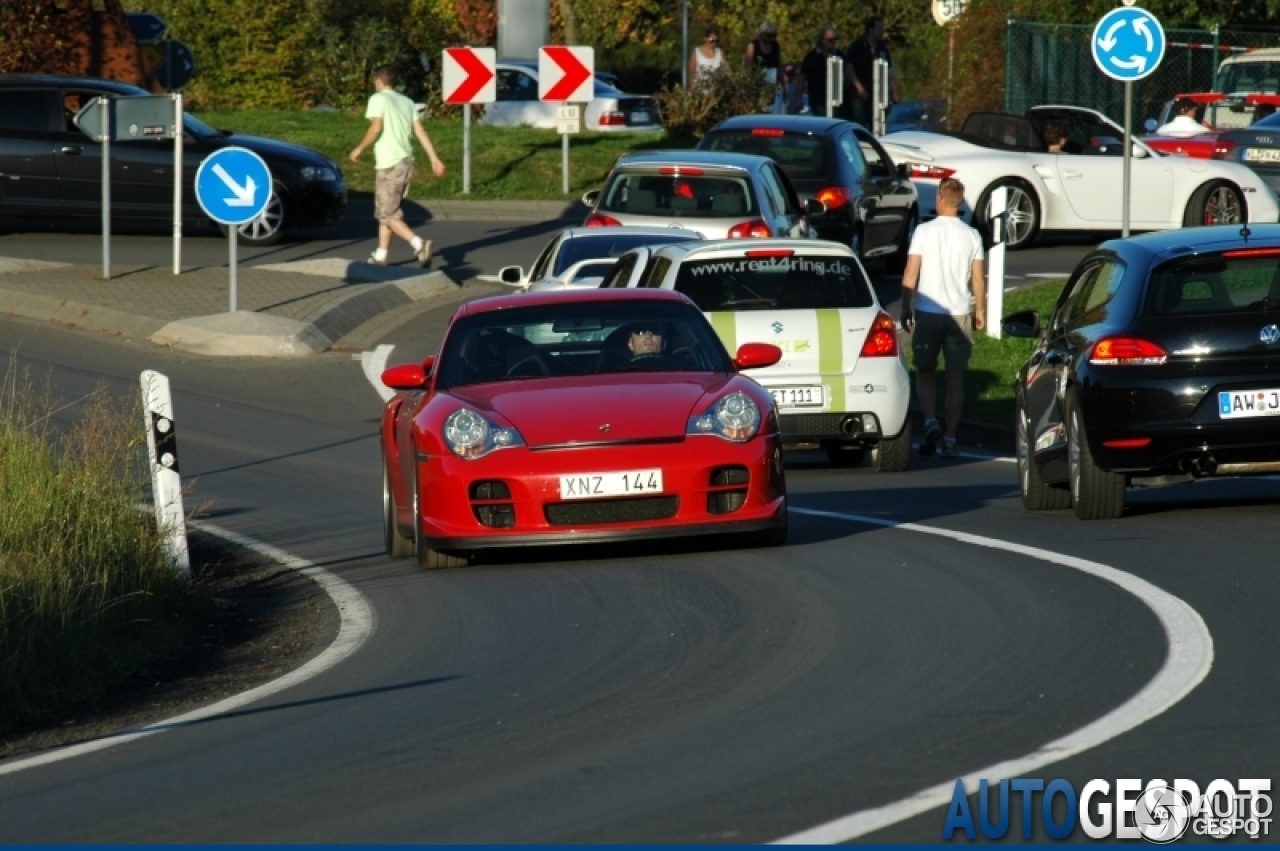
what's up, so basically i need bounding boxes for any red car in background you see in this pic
[1141,93,1280,159]
[380,289,789,569]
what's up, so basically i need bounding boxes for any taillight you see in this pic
[659,166,704,175]
[750,128,785,136]
[1089,337,1168,366]
[1212,139,1237,159]
[860,311,899,357]
[1225,246,1280,257]
[814,187,850,209]
[585,213,621,227]
[599,111,626,126]
[727,219,771,238]
[745,249,794,258]
[908,164,956,180]
[1103,437,1153,449]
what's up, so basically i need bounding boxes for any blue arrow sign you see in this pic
[128,12,167,45]
[1092,7,1165,82]
[195,148,272,226]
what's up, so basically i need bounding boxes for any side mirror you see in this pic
[498,265,524,286]
[582,189,601,207]
[421,355,435,376]
[897,161,912,179]
[381,362,428,391]
[1132,143,1148,158]
[1143,118,1158,133]
[1001,309,1041,339]
[803,197,827,217]
[733,342,783,370]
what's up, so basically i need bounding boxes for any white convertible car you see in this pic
[881,105,1280,249]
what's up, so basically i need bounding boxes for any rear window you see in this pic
[672,254,874,312]
[599,172,756,218]
[1145,251,1280,316]
[700,132,833,182]
[554,232,693,275]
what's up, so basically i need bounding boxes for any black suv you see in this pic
[0,74,345,245]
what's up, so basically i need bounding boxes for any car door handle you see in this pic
[59,146,83,156]
[1062,169,1082,179]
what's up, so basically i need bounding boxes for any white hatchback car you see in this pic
[629,239,911,470]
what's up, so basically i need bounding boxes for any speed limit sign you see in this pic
[932,0,966,26]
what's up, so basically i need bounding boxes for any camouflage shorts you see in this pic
[374,157,414,224]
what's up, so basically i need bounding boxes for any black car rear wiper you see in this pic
[718,298,778,308]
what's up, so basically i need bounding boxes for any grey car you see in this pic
[582,150,823,240]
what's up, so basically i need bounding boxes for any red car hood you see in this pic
[450,374,729,448]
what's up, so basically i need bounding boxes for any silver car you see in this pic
[582,151,824,240]
[499,226,703,291]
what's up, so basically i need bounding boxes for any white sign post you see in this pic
[141,370,190,577]
[826,54,843,120]
[194,147,272,313]
[1091,7,1166,238]
[987,186,1007,339]
[932,0,965,122]
[540,46,594,196]
[872,57,890,136]
[442,47,497,195]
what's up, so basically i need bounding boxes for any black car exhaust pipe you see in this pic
[1179,453,1218,477]
[839,415,861,436]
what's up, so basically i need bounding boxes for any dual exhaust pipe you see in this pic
[1179,453,1280,477]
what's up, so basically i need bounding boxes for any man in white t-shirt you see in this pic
[1155,98,1210,138]
[350,65,446,266]
[899,178,986,458]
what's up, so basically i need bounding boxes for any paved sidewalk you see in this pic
[0,255,460,357]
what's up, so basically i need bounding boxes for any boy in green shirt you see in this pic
[350,65,446,266]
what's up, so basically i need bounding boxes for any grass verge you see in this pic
[911,279,1067,438]
[0,370,192,729]
[195,109,669,199]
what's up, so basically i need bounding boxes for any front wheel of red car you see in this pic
[383,454,414,558]
[410,463,470,568]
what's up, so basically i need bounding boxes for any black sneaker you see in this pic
[919,419,942,457]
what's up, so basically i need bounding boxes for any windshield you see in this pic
[1218,61,1280,95]
[1145,251,1280,316]
[672,254,874,311]
[554,232,696,275]
[437,300,732,389]
[599,172,756,219]
[700,132,832,182]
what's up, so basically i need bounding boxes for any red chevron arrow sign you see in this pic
[442,47,496,104]
[539,46,594,102]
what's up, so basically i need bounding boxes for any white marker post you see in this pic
[826,54,843,119]
[141,370,190,577]
[987,186,1006,339]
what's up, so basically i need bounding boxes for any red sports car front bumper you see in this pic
[414,434,786,551]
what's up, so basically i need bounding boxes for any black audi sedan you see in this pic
[0,74,345,245]
[697,115,918,270]
[1005,225,1280,520]
[1213,110,1280,198]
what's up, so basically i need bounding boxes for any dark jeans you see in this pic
[847,95,871,130]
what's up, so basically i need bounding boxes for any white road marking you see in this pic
[360,343,395,402]
[0,522,374,777]
[772,508,1214,844]
[1026,272,1070,279]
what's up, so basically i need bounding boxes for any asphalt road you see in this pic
[0,261,1276,840]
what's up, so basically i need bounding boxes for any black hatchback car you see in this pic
[1006,225,1280,520]
[0,74,345,244]
[697,115,918,270]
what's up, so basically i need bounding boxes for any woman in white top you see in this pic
[689,25,724,87]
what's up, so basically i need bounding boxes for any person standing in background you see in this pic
[689,25,725,88]
[794,26,839,117]
[844,16,900,128]
[898,178,986,459]
[349,65,446,267]
[746,20,783,113]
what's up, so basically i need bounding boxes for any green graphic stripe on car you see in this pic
[708,311,737,356]
[817,309,845,413]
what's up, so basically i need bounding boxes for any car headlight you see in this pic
[443,408,524,459]
[300,165,340,182]
[687,392,761,442]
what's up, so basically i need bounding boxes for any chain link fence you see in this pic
[1005,19,1280,130]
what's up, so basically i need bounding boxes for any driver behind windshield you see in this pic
[627,322,668,360]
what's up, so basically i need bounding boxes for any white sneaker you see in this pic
[416,239,433,268]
